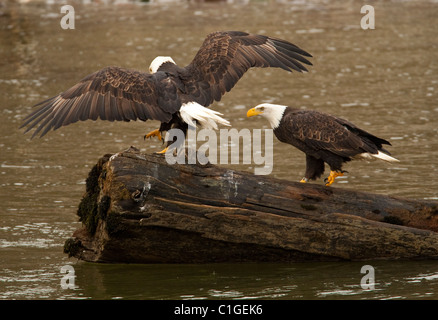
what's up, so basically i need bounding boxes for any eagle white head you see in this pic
[247,103,287,129]
[149,56,176,74]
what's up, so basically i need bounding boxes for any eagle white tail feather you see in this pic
[357,151,399,163]
[179,102,230,130]
[372,151,400,163]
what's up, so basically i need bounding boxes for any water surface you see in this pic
[0,0,437,300]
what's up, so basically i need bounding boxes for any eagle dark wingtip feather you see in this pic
[270,37,313,57]
[20,96,57,125]
[20,103,54,133]
[271,41,313,68]
[30,116,52,139]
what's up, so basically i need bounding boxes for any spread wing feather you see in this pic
[20,66,181,138]
[182,31,312,107]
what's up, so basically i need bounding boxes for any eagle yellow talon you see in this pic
[144,129,162,141]
[300,178,308,183]
[325,171,344,186]
[156,146,169,154]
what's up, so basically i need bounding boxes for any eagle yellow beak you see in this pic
[247,108,263,117]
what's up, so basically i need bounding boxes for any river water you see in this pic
[1,0,437,300]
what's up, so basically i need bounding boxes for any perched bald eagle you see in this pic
[247,103,399,186]
[21,31,312,153]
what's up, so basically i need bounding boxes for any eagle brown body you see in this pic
[247,103,399,186]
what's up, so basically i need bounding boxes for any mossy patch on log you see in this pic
[63,237,82,258]
[76,154,111,234]
[77,190,99,234]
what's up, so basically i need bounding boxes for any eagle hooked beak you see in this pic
[247,108,263,117]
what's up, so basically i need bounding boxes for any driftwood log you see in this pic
[64,147,438,263]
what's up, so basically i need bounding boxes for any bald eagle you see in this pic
[20,31,312,153]
[247,103,399,186]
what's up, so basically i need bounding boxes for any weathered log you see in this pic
[64,146,438,263]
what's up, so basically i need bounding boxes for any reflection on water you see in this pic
[1,0,437,300]
[72,260,437,300]
[2,260,437,300]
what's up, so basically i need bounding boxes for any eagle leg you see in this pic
[324,170,344,186]
[156,146,169,154]
[144,129,162,142]
[300,178,308,183]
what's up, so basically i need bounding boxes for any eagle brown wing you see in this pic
[20,66,181,138]
[331,115,392,151]
[278,109,379,158]
[182,31,312,106]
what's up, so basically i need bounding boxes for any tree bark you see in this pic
[64,146,438,263]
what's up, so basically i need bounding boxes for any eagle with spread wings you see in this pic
[21,31,312,153]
